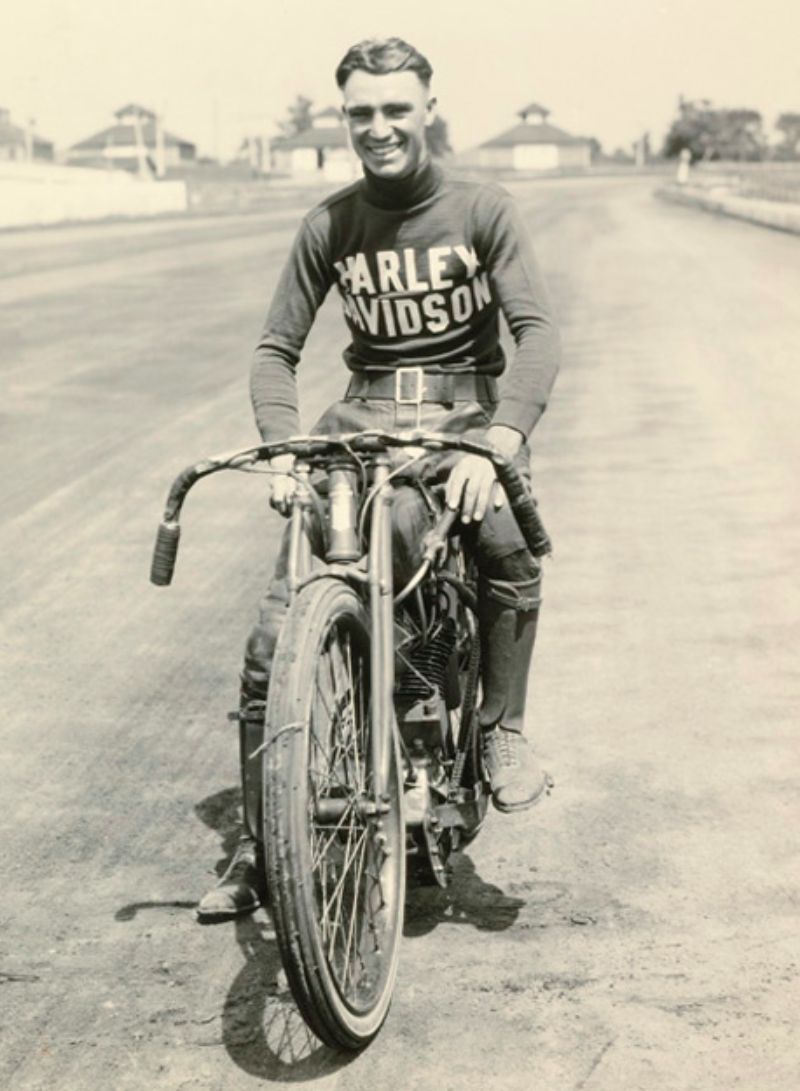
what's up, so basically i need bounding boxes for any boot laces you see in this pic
[486,727,520,770]
[222,837,257,883]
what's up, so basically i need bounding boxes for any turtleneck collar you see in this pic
[361,157,442,212]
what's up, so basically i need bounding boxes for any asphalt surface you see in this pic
[1,176,798,1090]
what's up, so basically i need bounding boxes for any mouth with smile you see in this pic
[364,140,403,162]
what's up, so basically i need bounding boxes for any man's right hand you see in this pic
[269,454,296,515]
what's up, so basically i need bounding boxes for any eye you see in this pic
[384,105,411,119]
[347,107,372,122]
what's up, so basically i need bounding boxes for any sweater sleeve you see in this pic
[250,215,334,442]
[475,187,560,437]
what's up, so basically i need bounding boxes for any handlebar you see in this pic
[150,430,552,585]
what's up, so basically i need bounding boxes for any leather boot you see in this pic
[478,576,548,811]
[196,681,265,921]
[196,835,261,921]
[237,678,266,845]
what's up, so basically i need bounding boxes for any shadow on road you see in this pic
[196,787,354,1082]
[222,914,354,1082]
[181,788,524,1080]
[405,851,525,937]
[114,898,198,920]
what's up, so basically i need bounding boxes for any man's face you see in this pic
[341,69,435,179]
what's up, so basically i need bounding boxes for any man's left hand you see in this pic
[445,424,524,524]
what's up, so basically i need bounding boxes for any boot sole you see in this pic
[492,788,546,814]
[195,895,261,923]
[491,773,552,814]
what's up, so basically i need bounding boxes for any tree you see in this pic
[426,115,452,158]
[278,95,314,138]
[774,112,800,160]
[662,98,765,162]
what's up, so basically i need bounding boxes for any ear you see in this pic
[425,96,438,126]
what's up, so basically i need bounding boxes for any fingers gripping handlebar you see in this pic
[149,431,552,586]
[491,456,552,558]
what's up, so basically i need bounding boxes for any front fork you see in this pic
[284,457,396,807]
[368,457,396,805]
[285,462,313,601]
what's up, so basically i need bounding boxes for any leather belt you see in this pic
[345,367,498,406]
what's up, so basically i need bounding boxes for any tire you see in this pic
[263,577,405,1051]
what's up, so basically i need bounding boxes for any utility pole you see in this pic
[132,109,149,178]
[155,111,166,178]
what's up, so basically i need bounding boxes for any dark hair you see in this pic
[335,37,433,89]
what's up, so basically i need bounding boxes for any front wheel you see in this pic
[263,578,405,1050]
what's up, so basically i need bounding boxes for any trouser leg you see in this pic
[239,529,291,842]
[197,531,290,918]
[477,563,542,735]
[475,550,547,812]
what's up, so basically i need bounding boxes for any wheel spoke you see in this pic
[341,830,370,991]
[310,805,357,870]
[323,825,368,966]
[344,640,362,790]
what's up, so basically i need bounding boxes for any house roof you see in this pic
[518,101,550,117]
[114,103,156,121]
[480,121,587,148]
[271,127,348,150]
[70,122,195,152]
[314,106,343,122]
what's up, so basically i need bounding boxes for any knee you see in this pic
[391,485,434,587]
[480,549,542,612]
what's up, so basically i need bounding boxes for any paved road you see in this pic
[1,178,798,1090]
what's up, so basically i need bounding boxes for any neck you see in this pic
[362,156,441,210]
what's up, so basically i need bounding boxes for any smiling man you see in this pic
[197,37,560,921]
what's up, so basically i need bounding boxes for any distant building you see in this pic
[0,108,54,161]
[270,107,358,181]
[476,102,591,171]
[67,104,196,174]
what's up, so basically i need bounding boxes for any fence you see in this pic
[692,162,800,205]
[0,161,188,229]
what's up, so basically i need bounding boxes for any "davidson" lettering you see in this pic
[333,244,493,338]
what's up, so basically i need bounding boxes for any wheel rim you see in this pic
[306,620,400,1015]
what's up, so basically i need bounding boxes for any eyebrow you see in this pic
[345,101,414,115]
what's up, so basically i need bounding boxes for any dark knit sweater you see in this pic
[250,159,559,441]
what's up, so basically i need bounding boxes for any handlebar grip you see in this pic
[494,462,552,558]
[150,522,181,586]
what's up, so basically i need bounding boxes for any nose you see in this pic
[368,110,391,141]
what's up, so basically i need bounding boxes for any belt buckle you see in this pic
[395,366,425,428]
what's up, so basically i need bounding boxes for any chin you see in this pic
[369,156,414,179]
[372,163,406,178]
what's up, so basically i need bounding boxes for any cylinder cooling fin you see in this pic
[396,619,456,699]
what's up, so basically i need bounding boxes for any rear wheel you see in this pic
[263,578,405,1051]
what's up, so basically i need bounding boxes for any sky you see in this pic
[2,0,799,159]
